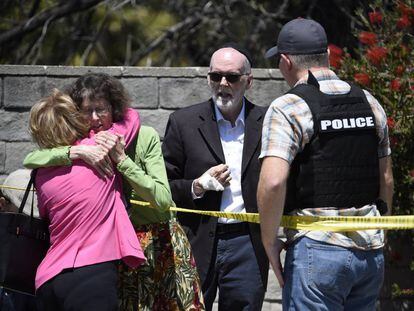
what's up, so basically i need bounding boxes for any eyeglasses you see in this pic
[208,72,248,83]
[80,107,111,118]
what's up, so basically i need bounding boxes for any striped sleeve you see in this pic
[363,90,391,158]
[260,94,314,164]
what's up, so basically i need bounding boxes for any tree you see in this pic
[1,0,372,67]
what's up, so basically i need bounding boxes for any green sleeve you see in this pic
[117,126,173,211]
[23,146,72,168]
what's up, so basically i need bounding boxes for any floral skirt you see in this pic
[119,219,205,311]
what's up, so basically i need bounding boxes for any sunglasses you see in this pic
[208,72,247,83]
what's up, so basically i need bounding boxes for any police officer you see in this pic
[257,18,394,310]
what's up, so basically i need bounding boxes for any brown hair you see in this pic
[29,89,89,148]
[68,73,131,122]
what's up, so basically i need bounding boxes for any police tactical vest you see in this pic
[284,73,379,214]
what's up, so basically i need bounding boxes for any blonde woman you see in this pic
[25,74,204,311]
[29,89,145,311]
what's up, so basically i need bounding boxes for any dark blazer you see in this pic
[162,98,269,288]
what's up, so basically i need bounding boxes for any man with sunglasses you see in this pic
[258,18,393,310]
[162,45,268,310]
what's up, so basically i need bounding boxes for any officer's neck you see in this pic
[292,66,329,86]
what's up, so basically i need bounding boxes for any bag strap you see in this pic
[18,169,37,215]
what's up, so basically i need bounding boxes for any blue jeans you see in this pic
[283,237,384,311]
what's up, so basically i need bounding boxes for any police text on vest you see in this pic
[320,117,374,131]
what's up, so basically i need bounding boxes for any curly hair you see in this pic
[29,89,89,149]
[69,73,131,122]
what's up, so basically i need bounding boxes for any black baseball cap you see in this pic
[265,18,328,59]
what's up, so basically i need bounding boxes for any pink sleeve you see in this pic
[108,108,140,147]
[76,108,140,147]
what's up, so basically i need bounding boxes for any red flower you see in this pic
[409,169,414,178]
[395,65,405,76]
[359,31,378,45]
[398,2,412,16]
[390,79,402,91]
[390,136,399,147]
[366,46,388,66]
[328,44,343,69]
[397,15,411,29]
[329,44,343,56]
[387,117,395,129]
[369,11,383,24]
[136,231,147,240]
[354,73,371,86]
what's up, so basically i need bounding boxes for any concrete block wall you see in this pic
[0,65,288,310]
[0,65,288,178]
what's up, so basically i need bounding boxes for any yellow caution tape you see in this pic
[169,206,260,223]
[130,199,151,207]
[0,185,35,191]
[279,215,414,231]
[130,200,414,231]
[168,206,414,231]
[2,186,413,231]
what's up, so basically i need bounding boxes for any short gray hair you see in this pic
[288,52,329,70]
[242,58,251,74]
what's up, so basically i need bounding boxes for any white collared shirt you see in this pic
[214,102,246,223]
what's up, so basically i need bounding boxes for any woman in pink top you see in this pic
[29,87,145,311]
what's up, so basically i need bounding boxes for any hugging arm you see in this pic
[23,108,139,177]
[23,145,113,177]
[115,127,173,211]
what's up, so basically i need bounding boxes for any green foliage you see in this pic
[333,0,414,301]
[392,283,414,298]
[0,0,367,67]
[336,0,414,217]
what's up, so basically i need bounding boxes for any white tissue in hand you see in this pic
[199,172,224,191]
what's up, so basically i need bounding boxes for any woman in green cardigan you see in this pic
[24,73,204,311]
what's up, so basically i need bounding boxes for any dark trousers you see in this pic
[203,230,265,311]
[0,289,37,311]
[36,261,118,311]
[0,289,15,311]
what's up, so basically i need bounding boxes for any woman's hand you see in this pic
[95,132,127,164]
[69,145,114,177]
[0,196,18,212]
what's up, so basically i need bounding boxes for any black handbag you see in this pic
[0,169,49,296]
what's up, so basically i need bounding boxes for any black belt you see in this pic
[216,222,249,236]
